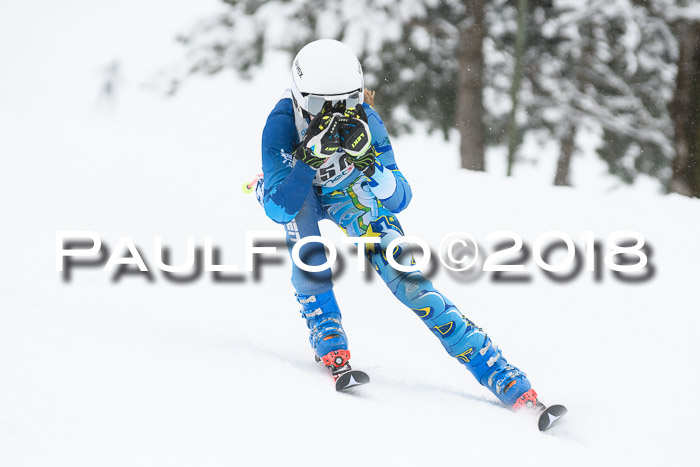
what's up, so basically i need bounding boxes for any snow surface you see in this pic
[2,1,700,466]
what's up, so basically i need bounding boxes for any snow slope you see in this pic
[2,2,700,466]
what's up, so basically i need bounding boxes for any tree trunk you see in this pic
[669,21,700,197]
[554,125,576,186]
[506,0,528,177]
[456,0,486,171]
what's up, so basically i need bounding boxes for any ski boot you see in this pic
[456,329,533,407]
[296,289,348,361]
[296,290,369,390]
[461,331,570,431]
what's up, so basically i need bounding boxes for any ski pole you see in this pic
[242,173,263,194]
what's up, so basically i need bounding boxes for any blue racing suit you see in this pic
[258,92,531,406]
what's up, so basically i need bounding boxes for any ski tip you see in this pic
[335,370,370,392]
[538,404,568,432]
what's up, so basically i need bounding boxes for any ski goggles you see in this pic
[302,89,362,117]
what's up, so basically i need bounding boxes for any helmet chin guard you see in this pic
[290,39,364,118]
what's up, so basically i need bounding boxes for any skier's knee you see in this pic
[393,271,434,305]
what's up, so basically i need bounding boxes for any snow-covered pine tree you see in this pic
[488,0,676,187]
[169,0,490,171]
[577,0,676,186]
[169,0,688,191]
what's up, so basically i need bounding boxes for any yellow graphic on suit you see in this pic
[360,223,383,254]
[412,306,433,320]
[456,348,476,363]
[434,321,454,336]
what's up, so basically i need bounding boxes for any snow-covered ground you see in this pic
[2,2,699,466]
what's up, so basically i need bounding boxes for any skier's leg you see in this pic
[369,241,532,406]
[285,187,348,360]
[321,180,532,406]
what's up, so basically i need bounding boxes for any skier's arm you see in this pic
[261,100,316,224]
[363,105,412,213]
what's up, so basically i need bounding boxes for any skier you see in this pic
[258,39,537,409]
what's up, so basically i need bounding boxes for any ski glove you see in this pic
[338,106,372,158]
[294,112,341,169]
[336,106,375,177]
[350,145,377,177]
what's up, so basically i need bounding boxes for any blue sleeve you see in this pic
[363,104,412,213]
[261,98,316,224]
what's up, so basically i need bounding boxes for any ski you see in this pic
[316,349,370,391]
[334,369,370,391]
[512,389,567,431]
[537,403,568,432]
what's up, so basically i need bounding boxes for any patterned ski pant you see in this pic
[284,176,486,363]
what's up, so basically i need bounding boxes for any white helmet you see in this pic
[290,39,364,117]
